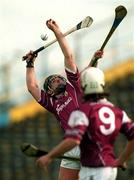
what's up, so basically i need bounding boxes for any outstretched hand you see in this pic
[46,19,60,32]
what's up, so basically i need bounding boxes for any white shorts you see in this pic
[79,166,117,180]
[60,146,81,170]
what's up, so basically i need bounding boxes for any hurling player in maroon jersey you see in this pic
[24,18,103,180]
[36,67,134,180]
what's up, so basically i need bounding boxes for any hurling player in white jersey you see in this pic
[36,67,134,180]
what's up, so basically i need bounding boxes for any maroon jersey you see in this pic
[65,99,134,167]
[38,68,82,131]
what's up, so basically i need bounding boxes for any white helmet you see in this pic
[81,67,105,95]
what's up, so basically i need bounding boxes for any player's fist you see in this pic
[24,50,37,62]
[36,155,53,168]
[94,50,103,59]
[113,159,127,171]
[46,19,59,32]
[24,50,38,68]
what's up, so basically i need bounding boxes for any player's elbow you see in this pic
[27,84,33,92]
[76,140,80,145]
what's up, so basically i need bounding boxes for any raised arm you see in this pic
[25,51,41,101]
[87,50,104,68]
[80,50,103,74]
[46,19,77,73]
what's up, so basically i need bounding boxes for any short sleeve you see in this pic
[68,110,89,128]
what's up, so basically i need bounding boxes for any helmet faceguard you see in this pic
[81,67,105,95]
[43,74,67,96]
